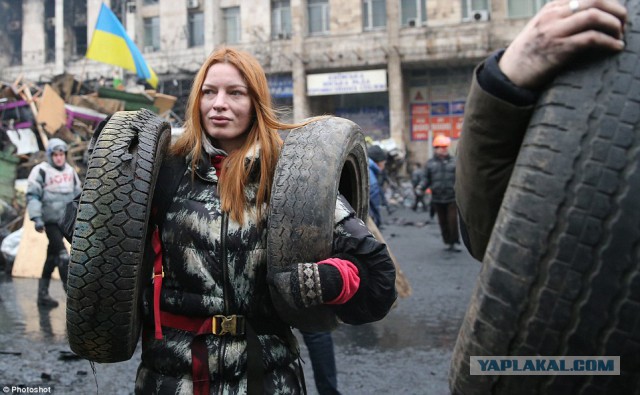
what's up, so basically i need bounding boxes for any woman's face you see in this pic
[199,63,254,153]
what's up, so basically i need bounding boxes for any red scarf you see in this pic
[211,154,226,176]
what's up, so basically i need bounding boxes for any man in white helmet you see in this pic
[26,138,81,307]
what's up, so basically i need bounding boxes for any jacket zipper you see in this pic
[217,211,230,395]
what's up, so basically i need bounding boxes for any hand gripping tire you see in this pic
[450,2,640,394]
[66,109,171,363]
[267,117,369,332]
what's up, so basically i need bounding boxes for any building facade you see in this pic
[0,0,549,163]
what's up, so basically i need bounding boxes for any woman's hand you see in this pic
[499,0,627,90]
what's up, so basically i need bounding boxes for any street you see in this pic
[0,206,480,395]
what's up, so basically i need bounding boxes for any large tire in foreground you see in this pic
[66,109,170,363]
[268,117,369,332]
[450,2,640,394]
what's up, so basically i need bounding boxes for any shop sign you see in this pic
[307,69,387,96]
[452,116,463,139]
[267,74,293,98]
[411,104,430,141]
[410,101,465,140]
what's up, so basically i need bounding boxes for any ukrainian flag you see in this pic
[86,3,158,88]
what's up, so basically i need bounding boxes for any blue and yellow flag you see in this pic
[86,3,158,88]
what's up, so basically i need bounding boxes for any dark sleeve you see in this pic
[477,49,540,107]
[455,59,538,261]
[424,162,432,189]
[330,197,397,324]
[60,193,80,243]
[58,115,113,244]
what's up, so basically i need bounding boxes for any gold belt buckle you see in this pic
[212,315,237,335]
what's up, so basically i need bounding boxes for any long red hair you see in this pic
[172,46,310,224]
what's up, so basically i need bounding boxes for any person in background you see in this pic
[26,138,81,307]
[410,162,428,212]
[455,0,627,261]
[300,330,341,394]
[418,135,460,252]
[367,144,387,228]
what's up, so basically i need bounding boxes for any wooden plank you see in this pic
[68,95,124,114]
[35,85,67,135]
[16,85,49,148]
[12,211,70,279]
[153,92,177,115]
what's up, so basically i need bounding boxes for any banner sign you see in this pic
[410,101,465,140]
[452,115,463,139]
[307,69,387,96]
[410,104,430,141]
[430,101,450,116]
[267,74,293,98]
[451,100,465,115]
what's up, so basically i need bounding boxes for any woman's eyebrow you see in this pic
[202,82,248,89]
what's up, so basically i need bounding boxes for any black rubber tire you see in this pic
[450,2,640,394]
[66,109,170,363]
[267,117,369,332]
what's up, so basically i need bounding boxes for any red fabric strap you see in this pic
[158,311,215,395]
[151,227,164,340]
[151,227,212,394]
[191,337,210,395]
[318,258,360,304]
[159,311,214,335]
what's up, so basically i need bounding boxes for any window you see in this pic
[188,12,204,47]
[6,0,23,66]
[223,7,241,44]
[69,0,88,57]
[9,33,21,65]
[272,0,292,39]
[507,0,550,18]
[143,17,160,52]
[75,26,88,56]
[461,0,489,19]
[143,0,159,4]
[363,0,386,31]
[308,0,329,35]
[400,0,426,27]
[44,1,55,63]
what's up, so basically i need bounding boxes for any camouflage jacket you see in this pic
[136,147,397,394]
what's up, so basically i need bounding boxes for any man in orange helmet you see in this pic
[418,135,461,252]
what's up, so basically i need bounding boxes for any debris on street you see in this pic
[0,73,179,276]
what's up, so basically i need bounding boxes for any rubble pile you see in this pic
[0,73,179,274]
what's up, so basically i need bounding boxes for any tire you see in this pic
[66,109,171,363]
[267,117,369,332]
[449,2,640,394]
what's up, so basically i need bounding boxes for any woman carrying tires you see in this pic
[134,47,396,394]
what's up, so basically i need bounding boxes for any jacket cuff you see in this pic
[477,49,541,107]
[290,261,353,308]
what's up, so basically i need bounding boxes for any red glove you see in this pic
[318,258,360,304]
